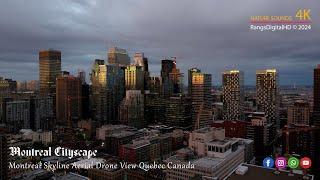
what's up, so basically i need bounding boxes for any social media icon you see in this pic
[275,157,287,169]
[288,157,299,169]
[263,157,274,168]
[300,157,312,169]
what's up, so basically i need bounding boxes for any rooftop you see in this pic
[57,173,89,180]
[225,164,314,180]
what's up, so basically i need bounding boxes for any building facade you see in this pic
[119,90,146,129]
[188,68,213,129]
[56,74,82,127]
[222,70,244,120]
[39,49,61,96]
[107,47,130,67]
[256,69,279,129]
[288,100,310,126]
[6,100,30,133]
[125,65,144,92]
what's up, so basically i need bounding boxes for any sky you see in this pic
[0,0,319,85]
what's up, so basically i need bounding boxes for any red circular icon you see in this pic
[300,157,312,169]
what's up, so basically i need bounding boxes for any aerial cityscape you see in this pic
[0,1,319,180]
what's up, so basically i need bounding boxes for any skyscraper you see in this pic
[246,112,269,163]
[288,100,310,126]
[161,58,183,98]
[39,49,61,96]
[165,94,192,129]
[133,52,150,91]
[314,65,320,127]
[32,96,54,130]
[188,68,212,129]
[256,69,279,128]
[125,65,145,92]
[222,70,244,120]
[107,47,130,67]
[149,76,161,94]
[144,92,166,125]
[90,59,125,124]
[161,59,175,98]
[6,100,30,133]
[119,90,146,129]
[56,74,82,127]
[133,52,145,68]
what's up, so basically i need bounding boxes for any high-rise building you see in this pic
[161,59,183,98]
[90,60,125,123]
[165,95,192,129]
[77,70,86,84]
[222,70,244,120]
[256,69,279,128]
[56,74,82,127]
[133,52,150,91]
[161,59,174,98]
[119,90,146,129]
[6,100,30,133]
[188,68,213,129]
[107,47,130,67]
[313,65,320,127]
[144,92,166,125]
[245,112,273,163]
[0,134,8,180]
[288,100,310,126]
[31,96,54,130]
[149,76,161,94]
[0,77,17,97]
[39,49,61,96]
[282,125,320,172]
[125,65,145,91]
[133,52,145,69]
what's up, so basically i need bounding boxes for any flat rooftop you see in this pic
[225,164,314,180]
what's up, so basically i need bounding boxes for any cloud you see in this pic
[0,0,319,85]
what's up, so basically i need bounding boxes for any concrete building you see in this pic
[6,100,30,133]
[20,129,52,145]
[96,124,135,141]
[90,60,125,124]
[282,125,320,170]
[144,92,166,125]
[288,100,310,126]
[119,90,146,129]
[56,74,82,127]
[165,95,192,129]
[0,77,17,97]
[188,68,213,129]
[125,65,144,92]
[105,131,136,156]
[107,47,130,67]
[32,96,54,130]
[245,112,273,164]
[39,49,61,96]
[222,70,244,121]
[165,127,253,180]
[256,69,279,129]
[161,58,183,98]
[149,76,161,94]
[212,120,249,138]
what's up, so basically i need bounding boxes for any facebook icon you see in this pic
[263,157,274,168]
